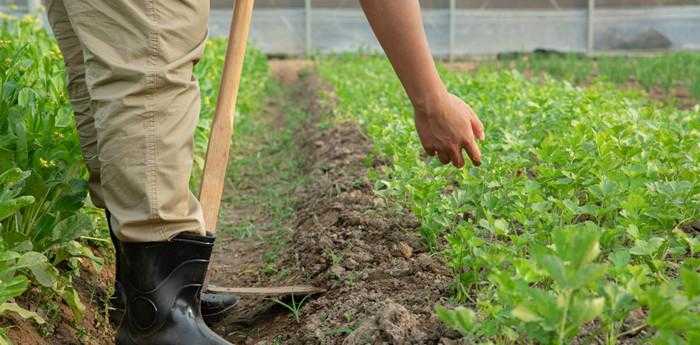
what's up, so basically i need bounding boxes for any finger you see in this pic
[448,145,464,168]
[461,137,482,166]
[470,115,485,141]
[423,145,438,156]
[437,150,451,165]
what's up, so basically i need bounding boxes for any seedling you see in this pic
[271,294,310,323]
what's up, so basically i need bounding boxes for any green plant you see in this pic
[483,51,700,100]
[436,305,476,336]
[319,53,699,344]
[271,294,310,323]
[638,261,700,344]
[495,224,607,344]
[0,14,101,323]
[191,39,270,190]
[0,249,46,344]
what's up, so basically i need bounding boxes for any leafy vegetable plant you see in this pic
[319,54,700,344]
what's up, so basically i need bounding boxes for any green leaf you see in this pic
[53,179,88,213]
[0,302,44,324]
[0,331,13,345]
[11,119,28,168]
[493,219,509,235]
[0,276,29,304]
[0,168,29,187]
[629,237,665,256]
[609,250,631,269]
[680,266,700,299]
[0,196,35,222]
[602,283,636,321]
[35,213,92,252]
[626,224,640,240]
[55,106,73,128]
[570,263,607,289]
[435,305,475,335]
[552,224,601,268]
[512,304,542,323]
[17,88,35,108]
[0,251,21,263]
[61,287,85,322]
[16,252,58,288]
[537,254,568,287]
[572,297,605,324]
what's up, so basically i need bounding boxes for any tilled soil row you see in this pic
[228,72,460,345]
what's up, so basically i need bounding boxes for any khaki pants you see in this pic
[45,0,210,242]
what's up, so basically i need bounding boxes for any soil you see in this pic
[211,61,458,344]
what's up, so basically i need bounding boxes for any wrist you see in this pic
[412,87,449,117]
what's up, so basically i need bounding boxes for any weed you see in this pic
[271,294,310,323]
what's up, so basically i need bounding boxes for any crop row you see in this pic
[318,54,700,344]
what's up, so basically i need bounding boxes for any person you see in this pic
[44,0,485,344]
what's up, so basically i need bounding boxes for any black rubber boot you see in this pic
[106,211,238,326]
[106,210,127,327]
[116,233,232,345]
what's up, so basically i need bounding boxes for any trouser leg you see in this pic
[60,0,210,242]
[45,0,105,209]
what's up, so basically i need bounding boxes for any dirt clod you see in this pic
[343,302,427,345]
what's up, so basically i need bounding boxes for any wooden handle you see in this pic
[199,0,256,233]
[207,285,326,296]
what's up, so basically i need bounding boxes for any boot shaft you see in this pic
[116,233,231,344]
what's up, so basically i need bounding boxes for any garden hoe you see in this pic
[198,0,323,302]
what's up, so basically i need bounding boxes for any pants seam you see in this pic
[145,0,164,240]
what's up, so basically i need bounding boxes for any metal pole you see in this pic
[27,0,41,11]
[587,0,595,54]
[305,0,312,56]
[449,0,456,61]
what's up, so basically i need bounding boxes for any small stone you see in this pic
[439,338,460,345]
[398,242,413,258]
[416,253,437,271]
[389,260,412,277]
[330,265,346,278]
[373,197,386,208]
[344,257,359,270]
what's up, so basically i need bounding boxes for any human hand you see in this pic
[414,92,485,168]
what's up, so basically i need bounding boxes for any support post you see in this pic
[587,0,595,55]
[27,0,41,11]
[305,0,312,56]
[449,0,456,62]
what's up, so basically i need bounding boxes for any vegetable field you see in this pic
[1,11,699,345]
[318,55,700,344]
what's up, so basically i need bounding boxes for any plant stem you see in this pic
[558,289,572,345]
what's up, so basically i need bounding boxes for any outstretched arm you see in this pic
[359,0,484,167]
